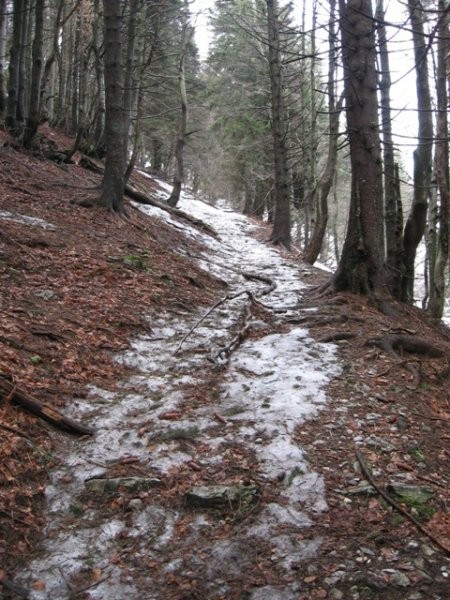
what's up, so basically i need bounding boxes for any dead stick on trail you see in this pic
[174,289,265,355]
[355,449,450,556]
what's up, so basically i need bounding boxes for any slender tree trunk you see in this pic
[123,0,140,163]
[333,0,385,296]
[92,0,105,155]
[23,0,44,147]
[99,0,125,213]
[428,1,449,319]
[6,0,25,133]
[304,0,340,264]
[167,3,192,208]
[376,0,403,296]
[266,0,291,249]
[401,0,433,301]
[0,0,7,116]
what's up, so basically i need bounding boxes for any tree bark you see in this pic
[266,0,291,249]
[304,0,340,264]
[332,0,385,296]
[99,0,126,213]
[0,0,7,116]
[167,2,192,208]
[401,0,433,301]
[23,0,45,147]
[5,0,25,133]
[427,1,449,319]
[375,0,403,296]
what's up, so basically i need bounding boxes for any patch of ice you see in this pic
[0,210,56,229]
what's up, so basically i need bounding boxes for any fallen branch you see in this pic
[216,302,253,362]
[0,374,94,436]
[175,289,260,355]
[125,183,218,238]
[355,449,450,556]
[78,154,219,238]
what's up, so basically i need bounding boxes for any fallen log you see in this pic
[124,183,218,239]
[0,374,94,436]
[78,154,219,238]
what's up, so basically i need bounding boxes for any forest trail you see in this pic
[1,154,448,599]
[13,185,341,599]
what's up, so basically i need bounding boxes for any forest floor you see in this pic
[0,126,449,600]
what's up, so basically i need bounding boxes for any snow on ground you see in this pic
[18,185,341,599]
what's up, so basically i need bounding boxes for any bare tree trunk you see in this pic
[428,1,449,319]
[167,2,192,208]
[0,0,7,116]
[6,0,25,133]
[266,0,291,249]
[92,0,105,155]
[376,0,403,296]
[401,0,434,301]
[304,0,340,264]
[99,0,125,213]
[332,0,385,296]
[123,0,140,163]
[23,0,44,147]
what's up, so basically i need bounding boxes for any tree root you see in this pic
[356,450,450,556]
[318,331,361,343]
[366,334,443,358]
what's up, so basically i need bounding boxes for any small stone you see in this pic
[329,590,344,600]
[35,289,57,301]
[420,544,435,557]
[389,569,411,587]
[185,483,258,508]
[128,498,144,511]
[85,476,162,493]
[387,483,434,504]
[416,570,433,584]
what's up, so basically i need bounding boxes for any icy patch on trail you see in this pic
[18,182,341,599]
[0,210,56,229]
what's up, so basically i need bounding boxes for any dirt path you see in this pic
[3,176,449,600]
[11,191,342,599]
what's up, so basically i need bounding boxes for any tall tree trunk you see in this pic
[23,0,44,147]
[6,0,25,133]
[123,0,140,163]
[401,0,433,301]
[304,0,340,264]
[266,0,291,249]
[167,2,192,208]
[332,0,385,296]
[0,0,7,116]
[376,0,403,296]
[99,0,125,213]
[427,1,449,319]
[92,0,105,155]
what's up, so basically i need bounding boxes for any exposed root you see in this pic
[366,334,444,358]
[318,331,361,343]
